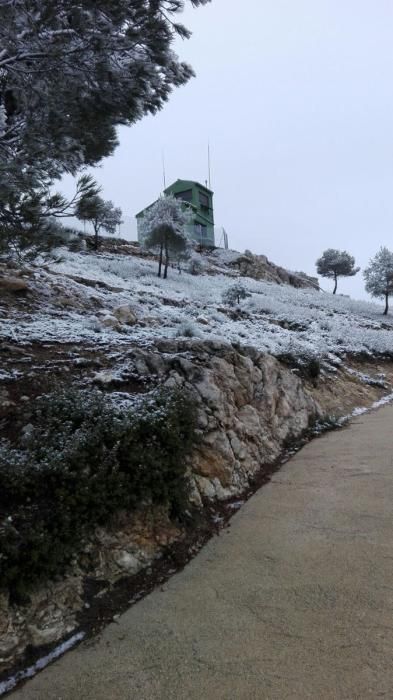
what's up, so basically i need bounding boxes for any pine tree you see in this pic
[316,249,360,294]
[76,196,122,251]
[0,1,210,239]
[364,247,393,315]
[0,175,99,259]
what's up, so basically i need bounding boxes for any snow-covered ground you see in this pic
[2,247,393,358]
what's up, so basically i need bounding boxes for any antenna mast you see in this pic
[161,151,167,190]
[208,141,211,189]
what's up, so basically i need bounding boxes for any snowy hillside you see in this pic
[2,245,393,359]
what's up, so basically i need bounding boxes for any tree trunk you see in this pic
[158,243,163,278]
[333,273,338,295]
[384,292,389,315]
[163,242,169,279]
[94,224,99,251]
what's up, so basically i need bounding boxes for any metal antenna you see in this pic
[208,141,211,189]
[161,151,167,190]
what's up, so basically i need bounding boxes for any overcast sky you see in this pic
[61,0,393,302]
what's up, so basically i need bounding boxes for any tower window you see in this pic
[199,192,209,208]
[174,189,193,203]
[195,223,207,239]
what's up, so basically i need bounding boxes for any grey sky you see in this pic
[61,0,393,302]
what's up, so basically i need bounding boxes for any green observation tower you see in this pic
[136,179,215,247]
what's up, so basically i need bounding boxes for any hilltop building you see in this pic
[136,179,215,247]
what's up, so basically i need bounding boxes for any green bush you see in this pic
[307,358,321,380]
[0,387,198,599]
[311,414,344,434]
[278,353,321,381]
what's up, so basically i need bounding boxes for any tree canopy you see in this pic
[140,195,190,278]
[76,195,122,250]
[0,174,99,259]
[222,282,250,306]
[363,247,393,315]
[0,0,210,239]
[316,249,359,294]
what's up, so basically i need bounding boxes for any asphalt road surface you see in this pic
[11,406,393,699]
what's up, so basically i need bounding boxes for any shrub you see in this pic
[175,320,199,338]
[311,414,343,435]
[278,353,320,381]
[188,257,204,275]
[307,358,321,380]
[0,387,198,599]
[222,282,251,306]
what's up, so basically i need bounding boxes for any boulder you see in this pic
[92,370,118,387]
[0,634,20,664]
[100,315,122,331]
[113,305,137,325]
[114,551,141,575]
[0,276,29,293]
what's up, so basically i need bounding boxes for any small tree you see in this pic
[364,247,393,315]
[0,175,99,261]
[188,252,204,276]
[76,196,122,251]
[222,282,251,306]
[140,195,190,278]
[316,249,360,294]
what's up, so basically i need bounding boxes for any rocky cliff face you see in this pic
[0,339,322,676]
[130,339,321,499]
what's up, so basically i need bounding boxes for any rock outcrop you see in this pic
[0,276,29,293]
[226,251,319,289]
[0,339,321,675]
[141,339,321,498]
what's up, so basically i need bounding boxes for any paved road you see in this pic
[12,406,393,699]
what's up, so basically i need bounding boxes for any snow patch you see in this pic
[339,392,393,425]
[0,632,85,696]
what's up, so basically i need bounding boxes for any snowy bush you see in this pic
[84,316,102,333]
[188,256,204,276]
[222,282,251,306]
[175,320,200,338]
[0,387,198,598]
[311,414,343,434]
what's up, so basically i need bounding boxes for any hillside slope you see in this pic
[1,244,392,357]
[2,242,393,684]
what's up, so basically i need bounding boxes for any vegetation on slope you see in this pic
[0,387,198,600]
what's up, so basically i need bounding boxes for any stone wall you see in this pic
[0,339,322,675]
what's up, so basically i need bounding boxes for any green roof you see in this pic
[164,179,214,195]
